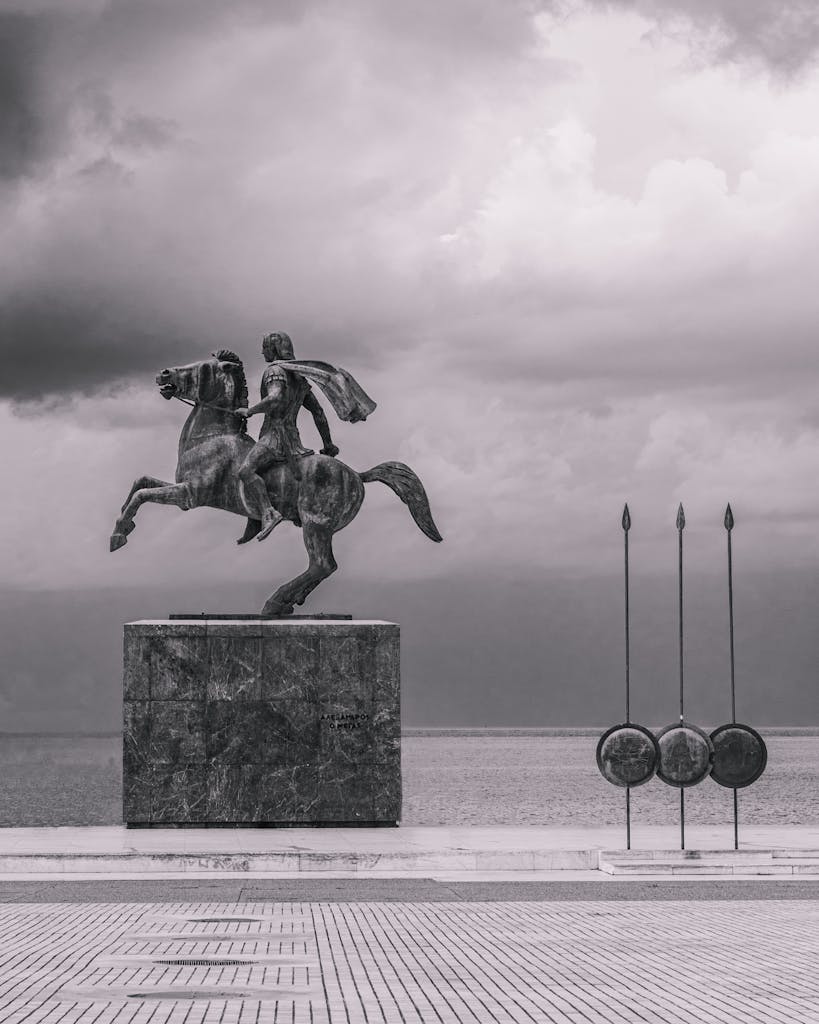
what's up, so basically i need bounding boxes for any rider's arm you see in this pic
[303,390,339,456]
[239,379,286,418]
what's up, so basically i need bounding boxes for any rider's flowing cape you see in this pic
[276,360,377,423]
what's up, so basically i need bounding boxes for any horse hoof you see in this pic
[261,600,294,617]
[110,533,128,552]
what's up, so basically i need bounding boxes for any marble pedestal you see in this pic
[122,619,400,826]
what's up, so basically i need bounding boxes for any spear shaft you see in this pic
[622,504,632,849]
[725,503,739,849]
[677,503,686,850]
[624,505,631,724]
[677,504,685,722]
[626,787,631,850]
[727,512,736,724]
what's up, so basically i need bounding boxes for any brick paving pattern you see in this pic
[1,899,818,1022]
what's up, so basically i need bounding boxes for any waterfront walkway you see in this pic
[2,887,819,1023]
[1,826,819,1022]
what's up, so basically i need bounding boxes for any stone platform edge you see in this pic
[2,828,817,876]
[0,849,599,873]
[3,848,819,875]
[127,618,398,629]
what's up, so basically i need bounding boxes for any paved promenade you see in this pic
[2,893,819,1023]
[1,826,818,1022]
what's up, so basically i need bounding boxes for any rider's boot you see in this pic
[256,507,284,542]
[238,475,282,543]
[236,518,261,545]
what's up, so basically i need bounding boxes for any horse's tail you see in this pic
[359,462,443,542]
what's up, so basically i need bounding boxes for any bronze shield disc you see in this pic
[596,724,660,788]
[656,722,714,788]
[710,724,767,789]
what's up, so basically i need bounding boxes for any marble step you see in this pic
[599,852,819,876]
[0,847,599,875]
[599,848,819,864]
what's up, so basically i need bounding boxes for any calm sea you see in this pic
[0,729,815,827]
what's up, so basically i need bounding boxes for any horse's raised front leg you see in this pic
[110,482,191,552]
[261,519,337,616]
[121,476,173,513]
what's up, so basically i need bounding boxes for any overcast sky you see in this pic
[2,0,819,727]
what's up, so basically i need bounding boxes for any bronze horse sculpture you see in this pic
[110,351,442,615]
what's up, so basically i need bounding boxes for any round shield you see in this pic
[596,724,660,788]
[656,722,714,788]
[710,723,767,789]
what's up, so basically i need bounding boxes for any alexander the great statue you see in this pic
[110,333,440,615]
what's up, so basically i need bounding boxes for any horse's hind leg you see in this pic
[261,520,337,616]
[110,483,191,552]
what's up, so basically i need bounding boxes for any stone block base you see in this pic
[122,619,400,826]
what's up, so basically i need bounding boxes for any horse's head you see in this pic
[156,358,200,402]
[156,350,248,414]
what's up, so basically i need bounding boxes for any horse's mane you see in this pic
[215,348,242,364]
[213,349,248,433]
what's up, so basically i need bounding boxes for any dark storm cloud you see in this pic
[78,0,316,71]
[0,0,559,401]
[2,0,818,403]
[609,0,819,72]
[0,291,195,399]
[0,12,65,180]
[0,0,322,183]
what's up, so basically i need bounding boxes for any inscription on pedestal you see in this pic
[322,712,371,730]
[123,619,401,826]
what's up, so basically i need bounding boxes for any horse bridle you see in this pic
[168,361,243,416]
[172,394,244,416]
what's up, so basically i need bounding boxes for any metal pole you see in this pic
[626,787,631,851]
[725,503,739,850]
[726,504,736,723]
[677,504,685,722]
[677,503,686,851]
[624,504,631,724]
[623,503,632,850]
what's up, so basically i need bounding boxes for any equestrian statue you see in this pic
[109,332,442,615]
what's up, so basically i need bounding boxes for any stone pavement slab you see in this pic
[0,824,816,878]
[1,896,818,1022]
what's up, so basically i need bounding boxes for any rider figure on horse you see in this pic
[235,331,339,542]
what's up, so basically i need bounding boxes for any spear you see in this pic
[623,503,631,723]
[677,502,686,850]
[725,502,739,850]
[623,503,632,849]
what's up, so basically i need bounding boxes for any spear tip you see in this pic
[676,503,685,530]
[724,503,734,530]
[622,503,631,531]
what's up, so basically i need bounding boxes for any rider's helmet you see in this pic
[262,331,294,361]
